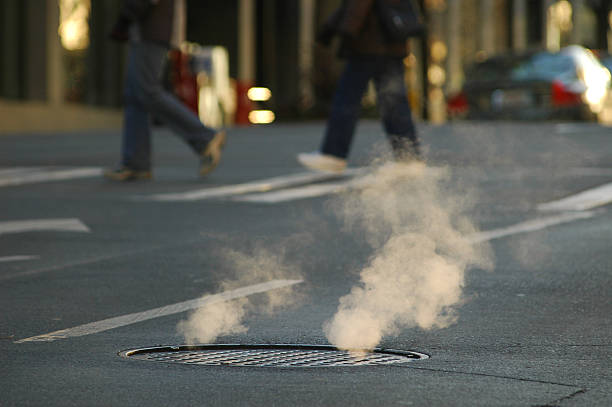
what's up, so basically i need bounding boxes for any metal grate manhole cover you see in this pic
[119,344,429,367]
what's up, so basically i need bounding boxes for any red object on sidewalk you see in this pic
[235,80,254,125]
[168,49,199,115]
[447,91,469,116]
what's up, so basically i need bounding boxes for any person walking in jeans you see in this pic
[105,0,225,181]
[298,0,421,174]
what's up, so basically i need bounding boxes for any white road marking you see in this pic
[555,123,605,134]
[0,218,90,236]
[0,167,44,177]
[537,182,612,212]
[0,167,102,187]
[143,170,362,201]
[15,279,303,343]
[233,170,380,203]
[468,211,596,243]
[143,166,612,204]
[234,181,352,203]
[0,255,39,263]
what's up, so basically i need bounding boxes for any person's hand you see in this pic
[109,16,130,42]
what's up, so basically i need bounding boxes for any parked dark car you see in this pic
[447,46,611,122]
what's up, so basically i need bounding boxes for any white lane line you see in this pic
[0,167,45,177]
[142,169,362,201]
[555,123,605,134]
[233,167,612,205]
[229,166,448,204]
[537,182,612,212]
[468,211,596,243]
[234,181,351,203]
[0,218,90,236]
[0,167,102,187]
[15,279,303,343]
[0,255,40,263]
[233,171,380,203]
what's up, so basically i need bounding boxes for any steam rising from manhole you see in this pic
[119,344,428,367]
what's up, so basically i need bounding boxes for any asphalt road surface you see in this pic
[1,120,611,406]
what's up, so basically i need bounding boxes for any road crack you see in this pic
[395,365,581,388]
[532,388,587,407]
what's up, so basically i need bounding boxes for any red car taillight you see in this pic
[447,92,468,115]
[551,80,581,106]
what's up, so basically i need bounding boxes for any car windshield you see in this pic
[468,52,576,82]
[511,53,575,81]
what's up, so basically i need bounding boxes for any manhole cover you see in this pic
[119,344,429,367]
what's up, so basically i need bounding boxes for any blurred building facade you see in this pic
[1,0,612,132]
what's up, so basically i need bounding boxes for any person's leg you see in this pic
[374,57,421,159]
[120,42,153,171]
[133,42,217,154]
[320,58,375,159]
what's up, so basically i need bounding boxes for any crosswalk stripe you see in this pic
[143,169,362,201]
[15,279,303,343]
[0,255,39,263]
[537,182,612,212]
[234,181,352,203]
[232,170,378,203]
[0,167,45,177]
[468,211,596,243]
[0,218,90,236]
[0,167,102,187]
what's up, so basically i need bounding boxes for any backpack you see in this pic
[375,0,424,41]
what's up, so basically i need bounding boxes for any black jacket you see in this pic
[114,0,176,47]
[319,0,408,58]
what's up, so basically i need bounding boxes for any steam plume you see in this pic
[324,161,492,350]
[177,298,248,344]
[177,246,302,344]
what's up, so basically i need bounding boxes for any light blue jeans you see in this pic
[121,41,215,170]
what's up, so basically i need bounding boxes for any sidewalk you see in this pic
[0,100,122,134]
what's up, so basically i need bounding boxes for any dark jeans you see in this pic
[121,41,216,170]
[321,56,420,159]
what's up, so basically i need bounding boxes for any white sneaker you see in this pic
[297,151,347,174]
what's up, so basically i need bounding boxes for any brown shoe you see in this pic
[104,167,152,181]
[200,131,226,177]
